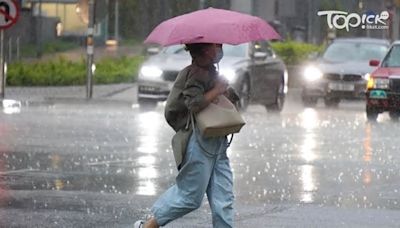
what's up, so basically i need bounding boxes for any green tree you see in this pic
[118,0,230,40]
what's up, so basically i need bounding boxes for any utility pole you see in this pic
[105,0,109,42]
[199,0,205,9]
[86,0,96,99]
[307,0,313,43]
[37,0,42,58]
[393,0,400,41]
[114,0,119,41]
[0,31,4,99]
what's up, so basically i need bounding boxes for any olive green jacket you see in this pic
[165,63,238,169]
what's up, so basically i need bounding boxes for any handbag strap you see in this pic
[190,113,210,156]
[227,134,234,147]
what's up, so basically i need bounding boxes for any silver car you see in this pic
[301,38,389,107]
[137,41,288,112]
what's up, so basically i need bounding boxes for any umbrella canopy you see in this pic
[144,8,280,46]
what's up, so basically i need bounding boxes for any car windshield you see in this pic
[382,45,400,67]
[161,44,247,57]
[322,41,388,62]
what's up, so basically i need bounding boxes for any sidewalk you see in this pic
[3,83,137,104]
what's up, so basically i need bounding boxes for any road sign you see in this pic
[0,1,18,98]
[0,0,19,30]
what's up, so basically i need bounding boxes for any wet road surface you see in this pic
[1,90,400,227]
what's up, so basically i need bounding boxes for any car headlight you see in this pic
[284,70,288,94]
[363,73,371,81]
[139,66,163,79]
[303,66,323,82]
[219,68,236,83]
[367,77,389,89]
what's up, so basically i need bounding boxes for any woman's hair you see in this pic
[185,43,211,59]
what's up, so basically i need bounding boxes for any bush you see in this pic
[271,41,324,65]
[7,56,145,86]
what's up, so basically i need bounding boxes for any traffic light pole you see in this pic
[86,0,95,99]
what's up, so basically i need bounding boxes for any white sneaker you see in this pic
[133,220,145,228]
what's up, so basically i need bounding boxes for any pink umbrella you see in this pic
[144,8,280,46]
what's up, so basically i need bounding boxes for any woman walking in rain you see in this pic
[134,42,238,228]
[134,7,280,228]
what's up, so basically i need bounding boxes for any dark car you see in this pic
[137,41,288,112]
[301,38,389,107]
[366,41,400,121]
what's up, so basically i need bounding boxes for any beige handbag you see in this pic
[195,95,245,137]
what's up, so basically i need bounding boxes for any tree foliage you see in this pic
[116,0,230,40]
[271,41,324,65]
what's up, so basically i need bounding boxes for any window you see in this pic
[382,45,400,67]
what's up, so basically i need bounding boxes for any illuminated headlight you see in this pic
[139,66,163,79]
[303,66,323,82]
[284,70,288,93]
[363,73,370,81]
[219,68,236,83]
[91,63,96,75]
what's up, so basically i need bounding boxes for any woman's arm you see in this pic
[204,79,228,103]
[183,75,228,113]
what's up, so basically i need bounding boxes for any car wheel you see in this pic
[389,111,400,121]
[366,106,378,122]
[138,97,158,108]
[302,96,318,107]
[238,77,250,111]
[266,81,285,112]
[324,97,340,108]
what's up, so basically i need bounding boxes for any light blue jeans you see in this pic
[151,129,234,227]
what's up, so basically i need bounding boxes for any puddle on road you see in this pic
[2,101,400,214]
[229,108,400,211]
[0,150,166,197]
